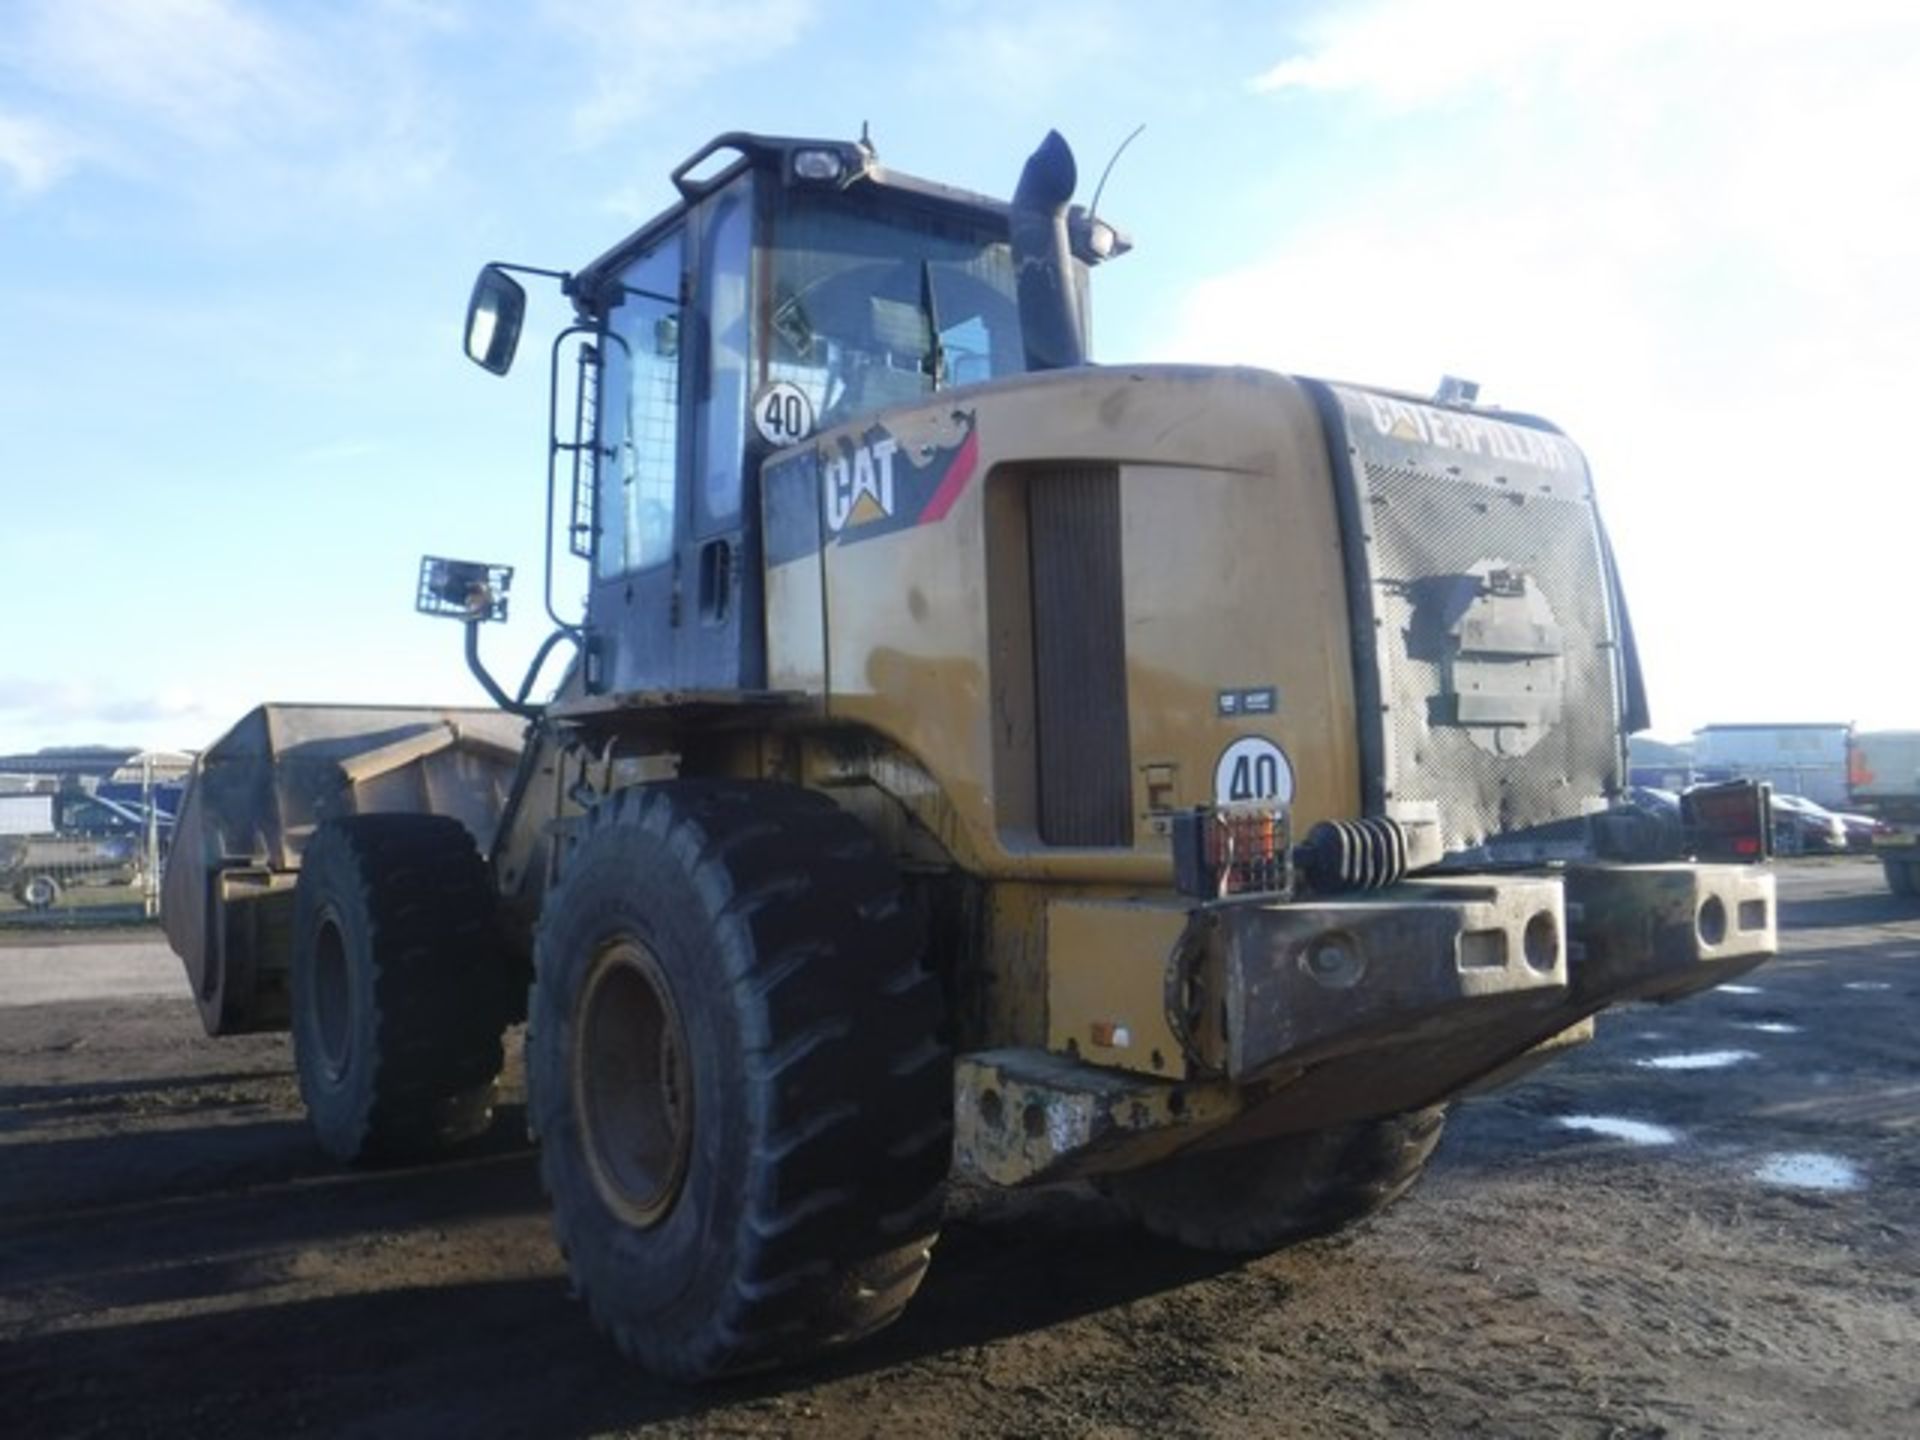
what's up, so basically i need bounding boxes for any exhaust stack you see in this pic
[1010,131,1086,371]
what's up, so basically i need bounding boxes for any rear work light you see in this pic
[792,148,847,182]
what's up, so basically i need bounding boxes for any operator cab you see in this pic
[458,130,1126,703]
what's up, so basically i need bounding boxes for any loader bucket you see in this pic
[162,704,526,1035]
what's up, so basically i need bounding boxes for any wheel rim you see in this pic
[574,937,693,1229]
[311,912,354,1082]
[24,876,55,908]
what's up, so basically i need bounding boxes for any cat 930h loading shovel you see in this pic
[164,130,1777,1380]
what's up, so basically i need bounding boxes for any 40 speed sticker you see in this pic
[752,380,815,447]
[1213,736,1293,805]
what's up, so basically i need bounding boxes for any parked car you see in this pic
[0,790,151,909]
[0,832,142,908]
[1628,786,1683,819]
[1770,793,1849,855]
[1830,810,1879,851]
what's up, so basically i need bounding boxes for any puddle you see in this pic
[1753,1152,1863,1192]
[1844,982,1893,993]
[1556,1115,1679,1146]
[1636,1050,1757,1071]
[1737,1022,1802,1035]
[1716,984,1764,995]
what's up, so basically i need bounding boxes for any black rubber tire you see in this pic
[1883,858,1918,897]
[1104,1106,1448,1253]
[17,874,61,910]
[528,780,950,1381]
[290,814,509,1164]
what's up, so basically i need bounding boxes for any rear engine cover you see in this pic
[1308,382,1627,857]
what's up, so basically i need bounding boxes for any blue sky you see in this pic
[2,0,1916,755]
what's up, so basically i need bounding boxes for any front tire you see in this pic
[290,815,509,1163]
[528,781,950,1380]
[1104,1107,1448,1253]
[17,874,61,910]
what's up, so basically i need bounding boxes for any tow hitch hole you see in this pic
[1459,929,1508,970]
[1021,1102,1047,1140]
[979,1088,1005,1131]
[1522,911,1559,973]
[1300,931,1365,989]
[1697,896,1728,948]
[1737,898,1768,932]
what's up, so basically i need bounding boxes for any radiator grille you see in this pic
[1028,465,1131,847]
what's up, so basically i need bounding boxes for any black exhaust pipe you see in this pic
[1010,131,1086,371]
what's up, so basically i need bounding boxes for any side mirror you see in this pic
[464,265,526,375]
[416,555,513,623]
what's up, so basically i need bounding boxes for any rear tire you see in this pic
[291,814,509,1163]
[17,874,61,910]
[1104,1106,1448,1253]
[1885,858,1919,897]
[528,780,950,1380]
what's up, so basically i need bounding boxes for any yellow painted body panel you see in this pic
[771,364,1360,885]
[1043,898,1191,1077]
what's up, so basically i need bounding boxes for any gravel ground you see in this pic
[2,858,1916,1439]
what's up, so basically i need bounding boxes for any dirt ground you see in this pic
[3,858,1917,1439]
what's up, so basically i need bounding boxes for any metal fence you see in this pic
[0,756,183,929]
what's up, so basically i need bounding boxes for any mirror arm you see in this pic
[465,620,539,719]
[486,260,571,285]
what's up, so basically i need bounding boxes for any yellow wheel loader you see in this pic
[163,130,1777,1380]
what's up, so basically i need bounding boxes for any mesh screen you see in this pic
[1351,435,1624,853]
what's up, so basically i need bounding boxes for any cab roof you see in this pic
[568,131,1015,307]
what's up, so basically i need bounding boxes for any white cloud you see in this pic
[1191,0,1920,734]
[0,1,460,212]
[541,0,817,144]
[0,111,79,194]
[0,677,232,754]
[14,0,313,145]
[1250,1,1916,106]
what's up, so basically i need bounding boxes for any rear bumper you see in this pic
[1561,862,1775,1005]
[1189,875,1568,1081]
[955,862,1776,1186]
[1181,862,1775,1085]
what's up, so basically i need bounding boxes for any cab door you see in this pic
[588,228,685,694]
[586,180,767,698]
[677,176,765,691]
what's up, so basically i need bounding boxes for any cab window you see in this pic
[696,182,753,532]
[768,195,1023,431]
[595,232,684,579]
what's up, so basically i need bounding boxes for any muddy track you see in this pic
[3,859,1917,1438]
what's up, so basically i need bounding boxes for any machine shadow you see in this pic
[0,1107,544,1293]
[3,1186,1251,1439]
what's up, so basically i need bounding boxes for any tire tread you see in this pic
[529,780,950,1379]
[293,814,506,1163]
[1107,1105,1448,1253]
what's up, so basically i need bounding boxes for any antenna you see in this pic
[1088,123,1145,222]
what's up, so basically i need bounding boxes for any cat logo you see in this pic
[824,438,900,533]
[1350,388,1577,474]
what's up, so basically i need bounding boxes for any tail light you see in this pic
[1682,780,1773,863]
[1172,804,1294,900]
